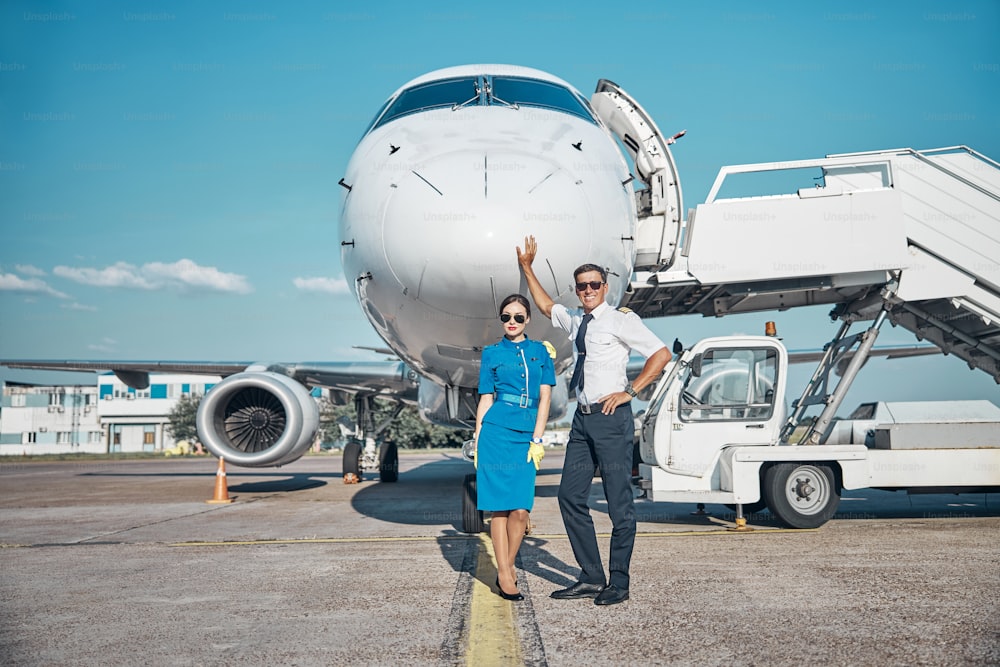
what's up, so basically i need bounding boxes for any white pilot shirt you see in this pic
[551,301,665,405]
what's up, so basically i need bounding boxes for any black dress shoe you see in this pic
[550,581,605,599]
[594,584,629,606]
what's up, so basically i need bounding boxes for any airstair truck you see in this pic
[591,85,1000,528]
[636,324,1000,529]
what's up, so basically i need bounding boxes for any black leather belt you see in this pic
[577,402,610,415]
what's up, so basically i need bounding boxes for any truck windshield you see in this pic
[680,348,777,421]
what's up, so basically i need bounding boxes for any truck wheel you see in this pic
[462,473,484,533]
[763,463,839,529]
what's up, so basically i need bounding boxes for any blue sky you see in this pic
[2,1,998,408]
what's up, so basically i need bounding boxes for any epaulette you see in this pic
[617,306,633,314]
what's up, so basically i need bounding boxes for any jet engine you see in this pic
[196,371,320,467]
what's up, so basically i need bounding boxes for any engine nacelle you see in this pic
[417,382,477,428]
[416,379,568,428]
[196,371,319,467]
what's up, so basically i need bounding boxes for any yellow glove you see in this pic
[527,442,545,470]
[542,340,557,359]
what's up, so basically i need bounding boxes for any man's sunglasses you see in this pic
[500,313,526,324]
[575,281,605,292]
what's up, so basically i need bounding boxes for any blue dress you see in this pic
[476,337,556,511]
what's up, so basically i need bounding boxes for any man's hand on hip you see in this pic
[599,392,633,415]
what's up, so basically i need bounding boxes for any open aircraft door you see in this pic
[591,80,685,272]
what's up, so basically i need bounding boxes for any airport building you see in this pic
[0,373,221,456]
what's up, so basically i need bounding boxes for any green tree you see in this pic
[166,394,202,444]
[379,402,471,449]
[319,397,471,449]
[317,398,356,447]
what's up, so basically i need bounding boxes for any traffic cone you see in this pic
[206,456,234,504]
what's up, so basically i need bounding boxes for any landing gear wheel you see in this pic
[343,439,362,483]
[763,463,839,529]
[379,441,399,483]
[462,473,484,533]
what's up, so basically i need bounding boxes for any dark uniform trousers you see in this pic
[558,402,635,590]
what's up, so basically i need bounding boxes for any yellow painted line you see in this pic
[169,535,479,547]
[525,528,817,539]
[633,530,817,537]
[465,534,521,666]
[170,528,813,548]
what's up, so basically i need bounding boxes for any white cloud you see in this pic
[53,259,253,294]
[293,276,349,294]
[62,302,98,311]
[14,264,46,277]
[54,262,154,289]
[0,272,70,298]
[86,337,118,353]
[144,259,253,294]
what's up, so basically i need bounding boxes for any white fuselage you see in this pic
[339,65,638,389]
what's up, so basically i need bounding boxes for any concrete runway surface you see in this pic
[1,452,997,666]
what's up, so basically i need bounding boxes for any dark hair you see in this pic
[498,293,531,318]
[573,263,607,282]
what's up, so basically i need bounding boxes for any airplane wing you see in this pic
[0,359,419,399]
[785,344,941,365]
[623,343,941,394]
[623,343,941,372]
[0,357,422,470]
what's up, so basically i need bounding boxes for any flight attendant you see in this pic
[474,294,556,601]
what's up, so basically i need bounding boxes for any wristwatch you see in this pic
[624,384,638,398]
[531,437,543,444]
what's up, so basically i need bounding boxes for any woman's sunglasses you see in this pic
[500,313,526,324]
[575,281,605,292]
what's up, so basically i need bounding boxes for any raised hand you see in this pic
[516,235,538,269]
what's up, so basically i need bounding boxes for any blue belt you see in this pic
[496,393,538,408]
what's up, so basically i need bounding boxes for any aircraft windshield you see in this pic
[368,74,597,133]
[490,76,595,123]
[371,77,480,130]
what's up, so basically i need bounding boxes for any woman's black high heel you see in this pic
[496,575,523,601]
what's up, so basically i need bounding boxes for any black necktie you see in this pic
[569,313,594,392]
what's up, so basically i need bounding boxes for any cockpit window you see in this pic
[370,77,480,131]
[489,76,596,123]
[366,74,598,134]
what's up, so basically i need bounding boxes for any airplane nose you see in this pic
[380,150,596,316]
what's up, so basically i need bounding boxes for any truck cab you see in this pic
[637,332,1000,529]
[639,335,790,505]
[642,335,788,466]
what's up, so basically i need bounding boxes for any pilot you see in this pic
[473,293,556,602]
[517,235,671,606]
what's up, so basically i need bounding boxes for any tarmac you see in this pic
[1,451,997,666]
